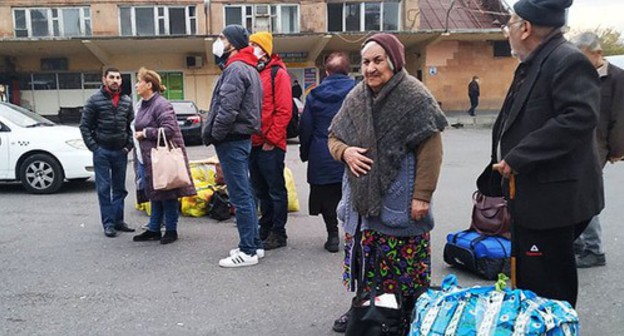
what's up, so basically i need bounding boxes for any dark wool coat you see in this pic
[299,74,355,185]
[488,33,604,230]
[135,93,196,201]
[596,62,624,165]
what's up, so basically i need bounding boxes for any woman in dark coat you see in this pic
[299,51,355,253]
[132,67,196,244]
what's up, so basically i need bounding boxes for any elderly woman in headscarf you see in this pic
[328,34,447,333]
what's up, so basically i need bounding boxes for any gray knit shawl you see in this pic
[330,70,447,217]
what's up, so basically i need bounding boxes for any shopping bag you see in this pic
[284,167,300,212]
[151,128,192,190]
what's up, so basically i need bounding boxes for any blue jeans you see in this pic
[214,139,262,255]
[574,215,603,255]
[148,199,179,232]
[250,146,288,239]
[93,147,128,229]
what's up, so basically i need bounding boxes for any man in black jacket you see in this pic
[79,68,135,237]
[487,0,603,307]
[467,76,480,116]
[572,32,624,268]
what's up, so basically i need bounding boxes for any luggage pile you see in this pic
[444,191,512,280]
[135,156,300,219]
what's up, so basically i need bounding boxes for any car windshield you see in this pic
[0,103,55,127]
[171,101,197,115]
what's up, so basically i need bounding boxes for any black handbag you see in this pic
[207,186,232,221]
[345,249,406,336]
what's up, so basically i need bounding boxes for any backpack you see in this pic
[270,65,299,139]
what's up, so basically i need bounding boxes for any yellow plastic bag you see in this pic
[135,201,151,216]
[284,167,299,212]
[180,182,215,217]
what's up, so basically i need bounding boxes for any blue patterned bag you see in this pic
[410,274,579,336]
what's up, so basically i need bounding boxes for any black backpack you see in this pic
[270,65,299,139]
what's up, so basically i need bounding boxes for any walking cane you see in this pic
[509,174,517,289]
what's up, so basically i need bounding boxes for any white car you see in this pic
[0,102,94,194]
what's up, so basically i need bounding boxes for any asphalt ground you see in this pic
[1,127,622,335]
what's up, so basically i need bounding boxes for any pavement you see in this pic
[1,127,623,335]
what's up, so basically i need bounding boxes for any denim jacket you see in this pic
[337,153,434,237]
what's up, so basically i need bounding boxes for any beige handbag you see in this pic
[151,128,192,190]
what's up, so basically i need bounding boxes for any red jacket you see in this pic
[251,54,292,151]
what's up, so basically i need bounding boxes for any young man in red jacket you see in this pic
[249,32,292,250]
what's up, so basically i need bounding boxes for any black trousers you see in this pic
[512,220,590,308]
[468,96,479,115]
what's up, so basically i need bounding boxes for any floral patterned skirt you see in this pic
[343,229,431,298]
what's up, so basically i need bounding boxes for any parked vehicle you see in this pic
[170,100,205,146]
[0,102,93,194]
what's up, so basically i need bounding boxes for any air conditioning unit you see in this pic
[185,55,203,69]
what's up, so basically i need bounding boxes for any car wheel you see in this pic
[19,154,64,194]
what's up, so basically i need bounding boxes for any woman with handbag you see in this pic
[132,67,196,244]
[328,34,447,335]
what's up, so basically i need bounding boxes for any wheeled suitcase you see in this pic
[443,229,511,280]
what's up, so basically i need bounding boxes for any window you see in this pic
[58,73,82,90]
[158,72,184,101]
[327,2,400,32]
[12,7,91,38]
[224,4,300,34]
[83,73,102,89]
[19,73,104,91]
[119,6,197,36]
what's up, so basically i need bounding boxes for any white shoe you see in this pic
[219,251,258,268]
[229,248,265,259]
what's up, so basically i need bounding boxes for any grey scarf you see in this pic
[330,70,447,217]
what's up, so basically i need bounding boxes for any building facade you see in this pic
[0,0,516,116]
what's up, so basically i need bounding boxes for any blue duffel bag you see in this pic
[443,230,511,280]
[409,274,579,336]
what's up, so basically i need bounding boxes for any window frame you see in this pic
[326,1,401,33]
[12,7,91,38]
[119,5,197,37]
[223,4,300,34]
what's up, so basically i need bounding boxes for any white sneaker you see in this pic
[219,251,258,268]
[229,248,265,259]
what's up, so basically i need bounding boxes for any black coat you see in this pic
[488,33,604,231]
[468,80,480,98]
[596,62,624,165]
[79,87,134,152]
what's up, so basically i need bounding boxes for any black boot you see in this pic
[133,230,162,242]
[263,232,287,250]
[160,231,178,244]
[324,232,340,253]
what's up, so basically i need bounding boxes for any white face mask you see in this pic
[212,39,225,57]
[253,47,265,59]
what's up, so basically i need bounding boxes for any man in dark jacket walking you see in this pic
[572,32,624,268]
[248,31,292,250]
[299,52,355,253]
[79,67,135,237]
[467,76,480,116]
[487,0,603,307]
[204,25,264,268]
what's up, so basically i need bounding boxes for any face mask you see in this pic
[212,39,225,57]
[253,47,265,59]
